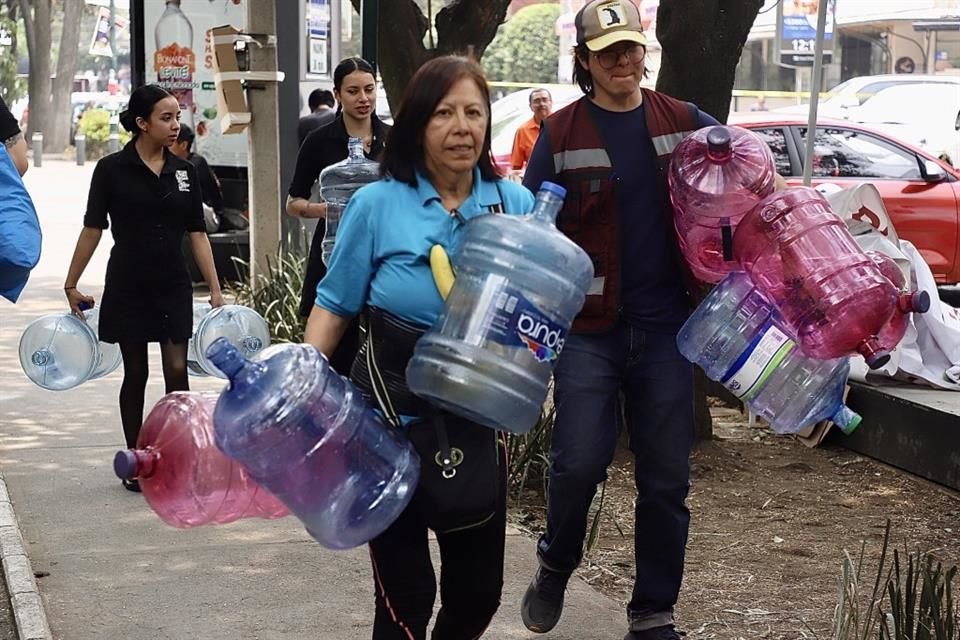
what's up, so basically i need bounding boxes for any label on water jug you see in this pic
[720,322,796,400]
[483,288,568,363]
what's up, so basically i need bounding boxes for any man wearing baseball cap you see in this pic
[520,1,721,638]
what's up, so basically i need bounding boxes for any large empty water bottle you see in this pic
[668,125,777,283]
[320,137,380,266]
[208,338,419,550]
[405,182,593,434]
[113,392,288,527]
[734,187,904,368]
[865,250,931,353]
[19,304,122,391]
[187,303,270,378]
[677,272,861,434]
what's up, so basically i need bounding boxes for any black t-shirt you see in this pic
[297,108,337,147]
[287,114,390,317]
[187,151,225,212]
[85,141,205,260]
[0,95,21,142]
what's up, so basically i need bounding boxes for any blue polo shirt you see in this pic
[316,168,535,328]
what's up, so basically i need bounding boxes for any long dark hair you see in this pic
[119,84,173,136]
[332,56,376,115]
[572,44,650,96]
[380,56,500,187]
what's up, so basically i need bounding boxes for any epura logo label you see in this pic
[516,312,566,363]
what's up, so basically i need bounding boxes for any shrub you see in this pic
[77,108,131,160]
[484,3,562,84]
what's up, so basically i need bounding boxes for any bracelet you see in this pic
[64,286,77,291]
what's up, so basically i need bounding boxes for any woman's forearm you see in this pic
[64,227,102,288]
[285,195,327,219]
[188,232,222,296]
[303,305,351,358]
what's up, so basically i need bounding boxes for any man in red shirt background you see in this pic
[510,88,553,171]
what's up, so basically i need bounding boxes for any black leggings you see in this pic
[367,457,508,640]
[118,340,189,448]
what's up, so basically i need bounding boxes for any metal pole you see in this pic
[109,0,118,73]
[75,133,86,166]
[31,132,42,168]
[361,0,379,73]
[801,0,830,187]
[108,113,120,154]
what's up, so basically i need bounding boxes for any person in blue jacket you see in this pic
[303,55,533,640]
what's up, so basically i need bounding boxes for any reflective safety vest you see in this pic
[545,88,699,333]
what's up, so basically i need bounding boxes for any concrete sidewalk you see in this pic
[0,161,627,639]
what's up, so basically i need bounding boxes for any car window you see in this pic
[798,127,921,180]
[750,128,792,177]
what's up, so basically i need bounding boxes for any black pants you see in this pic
[367,452,508,640]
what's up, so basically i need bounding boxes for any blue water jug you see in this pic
[207,338,419,550]
[319,137,380,266]
[187,303,270,378]
[677,272,861,434]
[405,182,594,434]
[18,305,122,391]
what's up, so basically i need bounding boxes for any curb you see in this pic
[0,472,53,640]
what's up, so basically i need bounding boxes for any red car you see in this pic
[729,113,960,284]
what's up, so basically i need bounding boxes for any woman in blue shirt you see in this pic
[304,56,533,640]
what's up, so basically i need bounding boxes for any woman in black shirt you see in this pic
[64,85,224,491]
[286,57,390,374]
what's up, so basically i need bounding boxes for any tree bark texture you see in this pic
[19,0,51,142]
[47,0,84,153]
[349,0,511,112]
[655,0,763,123]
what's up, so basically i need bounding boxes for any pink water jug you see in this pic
[734,187,900,368]
[866,251,930,352]
[668,125,777,283]
[113,392,288,528]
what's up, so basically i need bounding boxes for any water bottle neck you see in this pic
[116,448,159,480]
[531,191,564,224]
[347,137,365,161]
[832,406,862,435]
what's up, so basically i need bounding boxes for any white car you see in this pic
[846,83,960,167]
[490,86,583,170]
[775,73,960,119]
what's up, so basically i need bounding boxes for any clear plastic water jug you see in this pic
[865,250,931,352]
[319,137,380,266]
[668,125,777,283]
[405,182,594,434]
[677,272,861,435]
[733,187,901,368]
[19,304,122,391]
[207,338,419,550]
[188,303,270,378]
[113,391,289,528]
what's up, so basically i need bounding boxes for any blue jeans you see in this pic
[537,320,696,624]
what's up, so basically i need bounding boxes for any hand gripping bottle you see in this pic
[677,272,861,435]
[668,125,777,283]
[734,187,900,368]
[319,137,380,266]
[207,338,419,550]
[405,182,594,434]
[188,304,271,378]
[865,251,931,352]
[19,304,122,391]
[113,392,288,527]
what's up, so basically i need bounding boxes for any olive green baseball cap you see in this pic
[575,0,647,52]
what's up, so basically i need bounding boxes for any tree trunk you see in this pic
[655,0,763,123]
[19,0,51,143]
[47,0,84,153]
[349,0,511,112]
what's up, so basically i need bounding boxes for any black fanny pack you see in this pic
[352,306,502,534]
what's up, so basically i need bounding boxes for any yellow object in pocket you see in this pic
[429,245,456,300]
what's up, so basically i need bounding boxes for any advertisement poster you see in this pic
[307,0,331,77]
[144,0,248,167]
[778,0,834,66]
[89,7,113,57]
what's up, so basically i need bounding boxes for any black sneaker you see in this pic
[624,625,683,640]
[520,566,571,633]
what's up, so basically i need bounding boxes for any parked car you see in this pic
[774,73,960,119]
[845,83,960,168]
[729,112,960,284]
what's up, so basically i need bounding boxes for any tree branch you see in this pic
[435,0,511,57]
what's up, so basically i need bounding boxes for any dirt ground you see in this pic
[509,404,960,639]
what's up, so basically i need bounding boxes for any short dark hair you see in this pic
[177,123,195,147]
[572,44,650,96]
[381,56,500,187]
[119,84,172,136]
[308,88,335,111]
[529,88,552,105]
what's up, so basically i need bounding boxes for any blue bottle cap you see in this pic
[539,181,567,200]
[113,450,137,480]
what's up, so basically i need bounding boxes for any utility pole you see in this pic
[245,2,282,288]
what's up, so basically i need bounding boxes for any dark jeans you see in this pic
[367,447,508,640]
[537,320,696,624]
